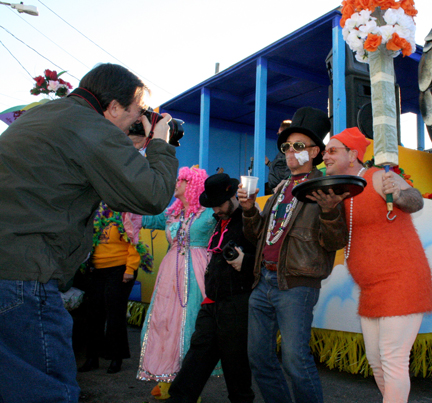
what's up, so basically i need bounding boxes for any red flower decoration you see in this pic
[30,69,73,98]
[44,69,58,81]
[58,78,73,89]
[34,75,45,87]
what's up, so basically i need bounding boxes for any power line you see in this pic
[0,39,34,80]
[37,0,174,96]
[9,8,90,70]
[0,92,30,102]
[0,25,81,81]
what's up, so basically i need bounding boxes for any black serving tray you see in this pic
[292,175,367,203]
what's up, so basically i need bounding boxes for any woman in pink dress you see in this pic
[137,166,219,399]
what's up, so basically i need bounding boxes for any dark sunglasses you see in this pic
[280,141,316,153]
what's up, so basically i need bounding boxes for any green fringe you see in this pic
[310,329,372,377]
[306,328,432,378]
[410,333,432,377]
[127,301,149,327]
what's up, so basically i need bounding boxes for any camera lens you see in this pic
[222,241,239,261]
[225,250,236,260]
[128,108,185,147]
[144,109,184,147]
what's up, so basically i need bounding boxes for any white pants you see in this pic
[360,314,423,403]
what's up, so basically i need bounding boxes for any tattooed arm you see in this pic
[393,187,424,213]
[373,170,424,214]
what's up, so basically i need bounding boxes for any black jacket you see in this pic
[205,206,256,301]
[268,152,291,189]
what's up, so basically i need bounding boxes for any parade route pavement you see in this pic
[76,326,432,403]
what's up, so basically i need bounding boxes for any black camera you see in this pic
[128,107,184,147]
[222,240,239,261]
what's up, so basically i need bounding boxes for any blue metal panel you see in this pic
[254,57,267,197]
[417,113,425,151]
[408,46,422,63]
[267,60,329,86]
[160,9,420,137]
[332,16,347,135]
[199,87,210,171]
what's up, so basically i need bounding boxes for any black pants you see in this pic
[168,293,255,403]
[84,265,136,360]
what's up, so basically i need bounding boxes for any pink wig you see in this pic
[167,166,208,218]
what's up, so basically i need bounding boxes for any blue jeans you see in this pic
[0,280,80,403]
[248,268,323,403]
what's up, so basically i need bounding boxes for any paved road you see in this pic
[76,326,432,403]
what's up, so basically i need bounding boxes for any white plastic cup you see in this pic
[241,176,259,197]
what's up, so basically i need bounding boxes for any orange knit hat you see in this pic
[332,127,371,162]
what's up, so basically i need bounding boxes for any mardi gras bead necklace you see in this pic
[85,202,153,273]
[344,167,366,261]
[266,172,311,246]
[177,210,195,255]
[176,210,195,308]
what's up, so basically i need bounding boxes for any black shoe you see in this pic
[107,359,122,374]
[78,357,99,372]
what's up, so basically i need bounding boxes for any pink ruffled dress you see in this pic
[137,207,220,382]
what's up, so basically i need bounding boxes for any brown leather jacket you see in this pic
[242,168,348,290]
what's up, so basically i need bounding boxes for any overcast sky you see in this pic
[1,0,431,147]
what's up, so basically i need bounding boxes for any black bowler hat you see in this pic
[199,173,239,208]
[277,107,331,166]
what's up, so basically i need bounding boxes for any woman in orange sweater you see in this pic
[318,127,432,403]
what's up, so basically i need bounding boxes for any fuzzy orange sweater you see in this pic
[345,168,432,318]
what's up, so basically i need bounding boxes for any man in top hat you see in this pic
[238,107,349,403]
[167,173,256,403]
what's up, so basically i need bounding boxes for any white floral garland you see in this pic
[343,8,416,63]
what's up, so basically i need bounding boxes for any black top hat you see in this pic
[199,173,239,208]
[277,107,331,166]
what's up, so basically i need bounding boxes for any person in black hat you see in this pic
[167,173,256,403]
[238,107,349,403]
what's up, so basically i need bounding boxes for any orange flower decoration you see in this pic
[341,0,418,20]
[364,34,382,51]
[356,0,368,9]
[340,0,416,59]
[357,0,375,11]
[374,0,396,9]
[386,32,412,56]
[341,0,356,27]
[398,0,418,16]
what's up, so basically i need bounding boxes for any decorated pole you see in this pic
[340,0,418,220]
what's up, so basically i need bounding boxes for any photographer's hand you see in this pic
[128,134,148,150]
[142,112,172,143]
[226,247,244,272]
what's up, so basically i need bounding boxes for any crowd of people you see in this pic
[0,63,430,403]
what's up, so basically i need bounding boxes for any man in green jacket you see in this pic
[0,63,178,403]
